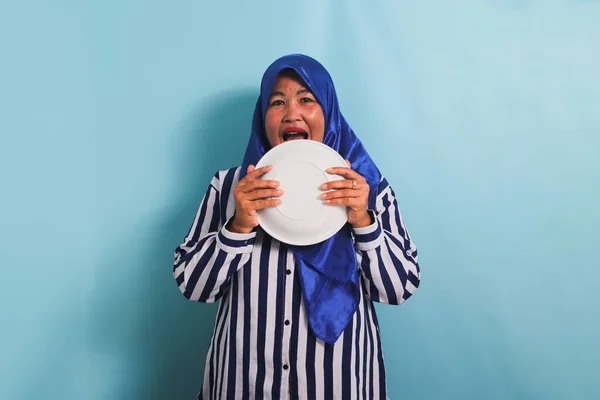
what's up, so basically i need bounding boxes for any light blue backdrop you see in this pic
[1,1,598,399]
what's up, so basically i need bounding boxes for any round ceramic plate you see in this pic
[255,140,348,245]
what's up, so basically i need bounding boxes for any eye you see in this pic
[300,97,315,103]
[270,99,284,107]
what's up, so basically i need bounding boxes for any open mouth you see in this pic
[282,132,309,141]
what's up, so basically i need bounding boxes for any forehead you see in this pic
[270,69,310,92]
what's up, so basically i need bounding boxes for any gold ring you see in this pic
[352,179,357,189]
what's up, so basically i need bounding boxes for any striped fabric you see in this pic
[174,167,420,399]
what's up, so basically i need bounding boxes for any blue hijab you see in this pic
[241,54,382,344]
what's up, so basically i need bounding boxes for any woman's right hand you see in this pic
[227,165,283,234]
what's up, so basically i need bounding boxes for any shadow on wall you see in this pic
[89,89,257,400]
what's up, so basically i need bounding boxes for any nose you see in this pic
[283,101,301,122]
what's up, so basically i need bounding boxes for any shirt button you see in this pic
[286,269,291,275]
[284,320,290,326]
[283,364,289,370]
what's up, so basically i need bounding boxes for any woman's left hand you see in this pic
[321,160,373,229]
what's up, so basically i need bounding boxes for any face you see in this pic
[264,72,325,147]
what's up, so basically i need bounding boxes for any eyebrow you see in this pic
[269,88,312,97]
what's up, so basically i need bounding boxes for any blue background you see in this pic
[1,1,599,399]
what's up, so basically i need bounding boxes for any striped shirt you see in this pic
[173,167,420,400]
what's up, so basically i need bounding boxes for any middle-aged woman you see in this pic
[174,54,421,400]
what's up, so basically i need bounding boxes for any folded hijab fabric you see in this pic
[240,54,382,344]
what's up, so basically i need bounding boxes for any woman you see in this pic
[174,54,420,400]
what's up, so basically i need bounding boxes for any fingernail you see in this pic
[326,168,333,173]
[320,183,327,190]
[320,193,327,199]
[324,200,331,204]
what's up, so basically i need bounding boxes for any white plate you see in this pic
[255,140,348,246]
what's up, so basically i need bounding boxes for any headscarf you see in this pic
[241,54,382,344]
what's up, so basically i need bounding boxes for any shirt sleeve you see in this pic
[173,170,255,303]
[353,177,421,305]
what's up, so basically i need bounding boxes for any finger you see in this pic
[239,166,278,191]
[247,164,255,175]
[325,166,364,182]
[345,159,351,168]
[245,188,284,201]
[321,179,366,191]
[250,198,282,211]
[323,197,364,207]
[249,164,273,178]
[321,189,363,200]
[240,165,273,185]
[240,179,280,193]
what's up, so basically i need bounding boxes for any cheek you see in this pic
[308,108,325,136]
[264,112,275,133]
[264,111,281,142]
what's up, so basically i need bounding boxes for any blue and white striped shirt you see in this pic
[174,167,420,399]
